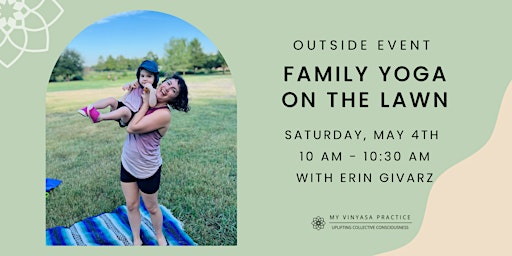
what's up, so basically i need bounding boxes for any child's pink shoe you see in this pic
[88,107,101,123]
[77,105,91,117]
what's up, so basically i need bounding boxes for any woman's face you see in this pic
[157,78,180,102]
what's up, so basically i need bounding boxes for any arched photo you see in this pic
[45,10,236,246]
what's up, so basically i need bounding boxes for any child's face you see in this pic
[139,69,155,85]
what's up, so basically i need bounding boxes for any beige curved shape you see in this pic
[378,81,512,256]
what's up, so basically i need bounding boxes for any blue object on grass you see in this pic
[46,178,62,192]
[46,199,197,246]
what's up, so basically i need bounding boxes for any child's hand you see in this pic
[122,80,139,91]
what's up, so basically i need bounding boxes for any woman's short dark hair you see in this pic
[166,74,190,112]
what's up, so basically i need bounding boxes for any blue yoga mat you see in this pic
[46,199,196,246]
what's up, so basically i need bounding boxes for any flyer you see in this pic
[1,0,511,255]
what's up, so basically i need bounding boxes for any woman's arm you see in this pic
[126,91,171,134]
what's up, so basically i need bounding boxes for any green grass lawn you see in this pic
[45,74,237,246]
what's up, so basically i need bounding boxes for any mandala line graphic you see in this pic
[0,0,64,68]
[311,216,326,230]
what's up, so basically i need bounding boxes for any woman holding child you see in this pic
[121,73,190,246]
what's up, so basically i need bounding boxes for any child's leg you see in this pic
[98,106,132,123]
[91,97,119,111]
[78,97,119,117]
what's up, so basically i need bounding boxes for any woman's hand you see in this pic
[141,83,153,104]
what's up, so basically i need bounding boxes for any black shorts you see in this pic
[120,163,162,194]
[116,101,136,127]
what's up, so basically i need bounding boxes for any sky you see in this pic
[66,10,218,67]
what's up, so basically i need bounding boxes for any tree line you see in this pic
[51,38,228,82]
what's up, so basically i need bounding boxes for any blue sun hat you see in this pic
[136,60,159,87]
[139,60,159,73]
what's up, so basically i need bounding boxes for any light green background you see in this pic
[0,0,510,255]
